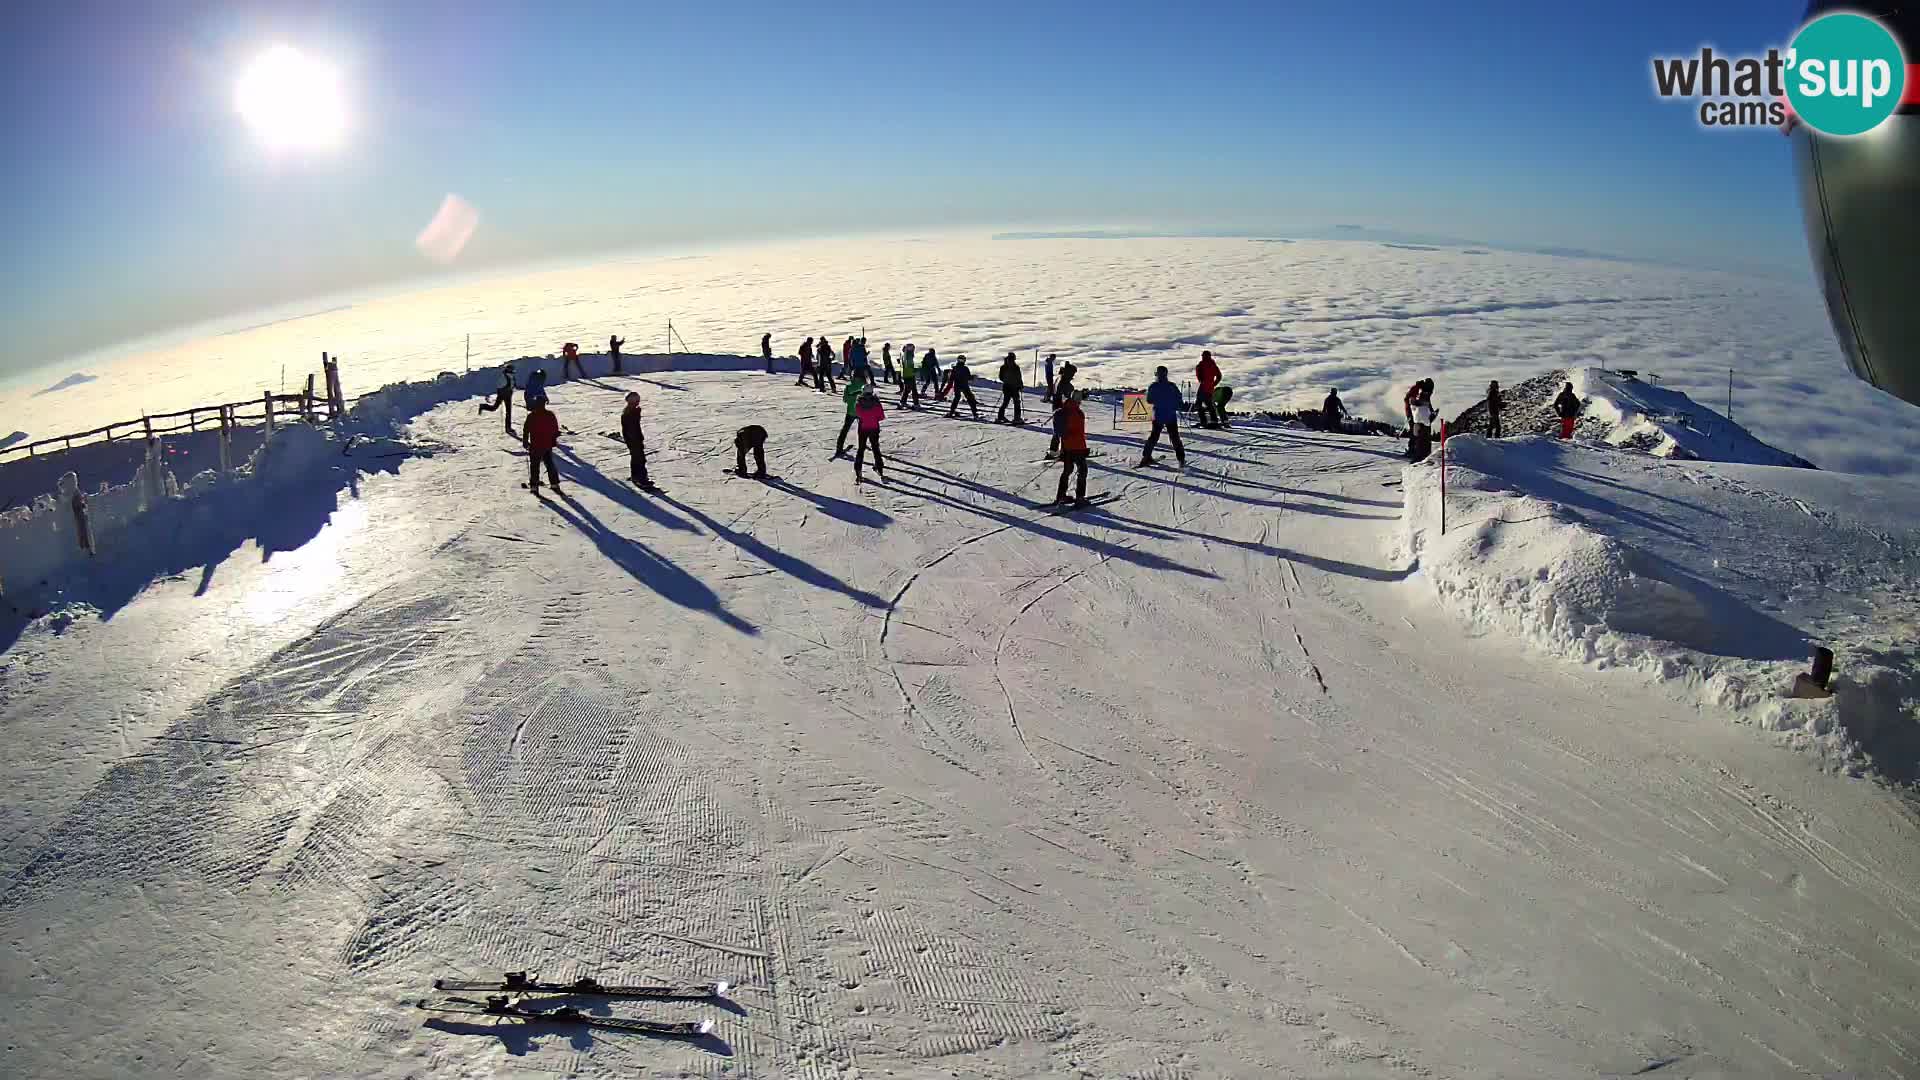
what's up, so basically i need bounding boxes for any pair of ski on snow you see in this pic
[417,971,730,1038]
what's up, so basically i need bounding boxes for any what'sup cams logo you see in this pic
[1653,10,1917,135]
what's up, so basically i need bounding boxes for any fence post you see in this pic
[219,406,232,474]
[1439,421,1449,537]
[304,373,317,422]
[142,415,153,442]
[264,391,276,435]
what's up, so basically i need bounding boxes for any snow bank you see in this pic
[0,352,768,619]
[1395,435,1920,775]
[1570,367,1815,468]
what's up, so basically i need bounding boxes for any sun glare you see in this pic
[234,44,347,152]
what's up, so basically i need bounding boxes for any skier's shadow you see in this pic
[421,1017,735,1058]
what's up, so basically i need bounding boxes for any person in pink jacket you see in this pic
[853,389,886,483]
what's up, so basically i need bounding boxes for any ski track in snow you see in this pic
[1,370,1918,1079]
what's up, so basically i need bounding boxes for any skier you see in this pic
[1044,353,1057,403]
[1194,350,1222,428]
[816,338,837,392]
[1409,383,1437,462]
[945,356,981,418]
[561,342,584,379]
[1213,385,1233,428]
[853,388,886,483]
[922,348,942,397]
[842,336,858,380]
[619,391,652,488]
[1052,392,1091,507]
[1402,379,1425,456]
[854,338,874,383]
[762,333,774,374]
[524,367,550,411]
[734,424,769,478]
[833,374,867,457]
[1486,380,1504,438]
[522,399,563,493]
[882,342,896,385]
[899,344,921,408]
[1322,387,1346,431]
[1140,366,1187,468]
[478,361,516,433]
[608,334,625,375]
[1554,382,1582,439]
[1055,359,1078,404]
[996,352,1025,423]
[796,337,815,387]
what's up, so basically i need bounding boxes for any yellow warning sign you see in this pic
[1120,393,1151,424]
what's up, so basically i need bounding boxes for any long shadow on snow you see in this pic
[1102,463,1397,520]
[653,491,888,609]
[878,474,1217,580]
[542,492,757,637]
[1467,453,1700,547]
[1086,507,1415,583]
[553,448,700,533]
[421,1017,734,1058]
[763,477,890,528]
[0,457,401,655]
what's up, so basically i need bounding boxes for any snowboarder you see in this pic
[1554,382,1581,439]
[923,348,942,397]
[620,391,652,488]
[882,342,896,385]
[524,368,550,411]
[1194,351,1222,428]
[762,333,774,374]
[1044,353,1057,403]
[796,337,816,387]
[478,362,516,433]
[1486,380,1504,438]
[834,375,867,457]
[1322,388,1346,431]
[1053,392,1091,506]
[899,345,921,408]
[608,334,624,374]
[816,338,837,392]
[1140,366,1187,468]
[996,353,1024,423]
[853,389,886,483]
[945,357,981,418]
[523,399,563,493]
[734,425,768,478]
[561,342,584,379]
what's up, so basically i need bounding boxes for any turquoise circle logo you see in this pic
[1787,13,1908,136]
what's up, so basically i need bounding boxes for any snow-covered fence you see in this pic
[0,390,335,464]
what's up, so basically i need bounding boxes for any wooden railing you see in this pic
[2,359,349,462]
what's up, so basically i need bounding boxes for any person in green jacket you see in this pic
[898,345,921,408]
[833,375,867,458]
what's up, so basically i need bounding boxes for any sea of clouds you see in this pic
[4,234,1915,479]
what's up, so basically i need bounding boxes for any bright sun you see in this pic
[235,45,347,152]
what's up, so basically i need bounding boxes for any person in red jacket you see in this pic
[1194,350,1222,428]
[1052,392,1091,507]
[522,400,563,493]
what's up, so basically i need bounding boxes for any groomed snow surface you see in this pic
[3,360,1918,1078]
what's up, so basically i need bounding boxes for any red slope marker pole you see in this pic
[1439,421,1448,536]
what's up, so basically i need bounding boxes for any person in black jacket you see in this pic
[478,362,517,434]
[816,337,837,393]
[995,353,1024,423]
[620,392,653,488]
[1054,359,1077,405]
[1322,388,1345,431]
[734,425,768,478]
[945,357,980,418]
[762,333,774,374]
[796,337,815,387]
[1554,382,1582,439]
[608,334,625,374]
[1486,380,1504,438]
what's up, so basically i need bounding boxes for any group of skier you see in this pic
[1397,377,1585,462]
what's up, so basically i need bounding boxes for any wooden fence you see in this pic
[1,357,349,463]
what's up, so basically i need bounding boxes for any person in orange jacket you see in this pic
[1052,392,1092,507]
[1194,350,1222,428]
[522,399,563,493]
[561,342,584,379]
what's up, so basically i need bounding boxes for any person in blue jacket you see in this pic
[523,367,550,411]
[1139,366,1187,468]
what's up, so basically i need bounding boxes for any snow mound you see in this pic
[1449,367,1815,468]
[1396,435,1920,778]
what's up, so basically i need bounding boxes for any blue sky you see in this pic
[2,0,1817,373]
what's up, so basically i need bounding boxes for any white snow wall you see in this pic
[0,352,769,606]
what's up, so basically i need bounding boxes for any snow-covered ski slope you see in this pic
[3,369,1918,1079]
